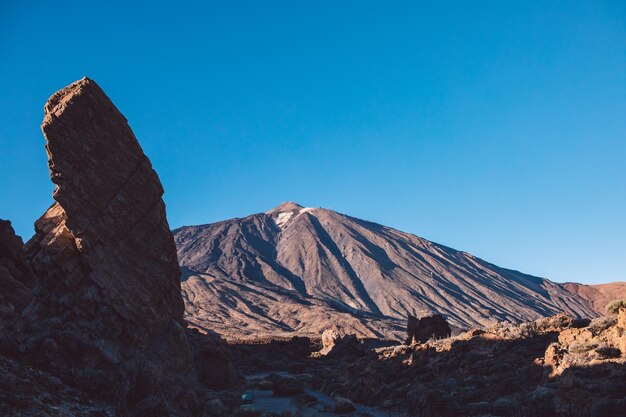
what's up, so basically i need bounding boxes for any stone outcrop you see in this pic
[318,329,364,357]
[320,329,341,355]
[20,78,195,413]
[405,314,452,345]
[543,309,626,376]
[0,220,35,326]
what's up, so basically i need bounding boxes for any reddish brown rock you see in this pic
[21,78,195,412]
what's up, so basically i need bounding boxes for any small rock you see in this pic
[334,396,357,414]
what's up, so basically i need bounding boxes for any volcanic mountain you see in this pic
[175,202,597,340]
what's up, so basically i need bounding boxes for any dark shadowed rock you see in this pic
[0,220,35,325]
[0,220,35,356]
[406,314,451,345]
[21,78,195,413]
[186,328,242,390]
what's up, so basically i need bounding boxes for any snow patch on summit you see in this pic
[275,211,294,228]
[271,204,318,229]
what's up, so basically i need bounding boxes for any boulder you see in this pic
[20,78,195,413]
[320,329,341,355]
[333,396,357,413]
[406,314,451,345]
[319,331,365,357]
[186,328,242,390]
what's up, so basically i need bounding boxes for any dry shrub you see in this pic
[606,300,626,315]
[519,322,538,339]
[588,316,617,335]
[569,341,599,354]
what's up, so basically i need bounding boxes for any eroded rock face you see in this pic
[21,78,195,411]
[406,314,452,345]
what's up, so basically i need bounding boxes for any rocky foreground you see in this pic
[233,312,626,417]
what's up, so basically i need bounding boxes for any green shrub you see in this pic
[606,299,626,315]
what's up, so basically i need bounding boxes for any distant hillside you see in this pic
[562,282,626,315]
[175,202,597,340]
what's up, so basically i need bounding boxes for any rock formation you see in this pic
[318,329,364,357]
[176,202,597,340]
[320,329,341,355]
[20,78,195,413]
[405,314,452,345]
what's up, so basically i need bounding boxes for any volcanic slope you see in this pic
[175,202,596,340]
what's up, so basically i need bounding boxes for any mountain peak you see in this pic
[266,201,304,214]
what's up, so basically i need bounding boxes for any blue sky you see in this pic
[1,1,624,284]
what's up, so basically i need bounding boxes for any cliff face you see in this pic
[176,202,598,340]
[21,78,195,412]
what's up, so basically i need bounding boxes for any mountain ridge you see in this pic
[175,202,598,340]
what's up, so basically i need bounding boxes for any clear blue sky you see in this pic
[1,1,624,284]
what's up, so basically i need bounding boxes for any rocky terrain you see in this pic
[175,202,597,340]
[230,310,626,417]
[309,311,626,417]
[563,282,626,316]
[2,77,625,417]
